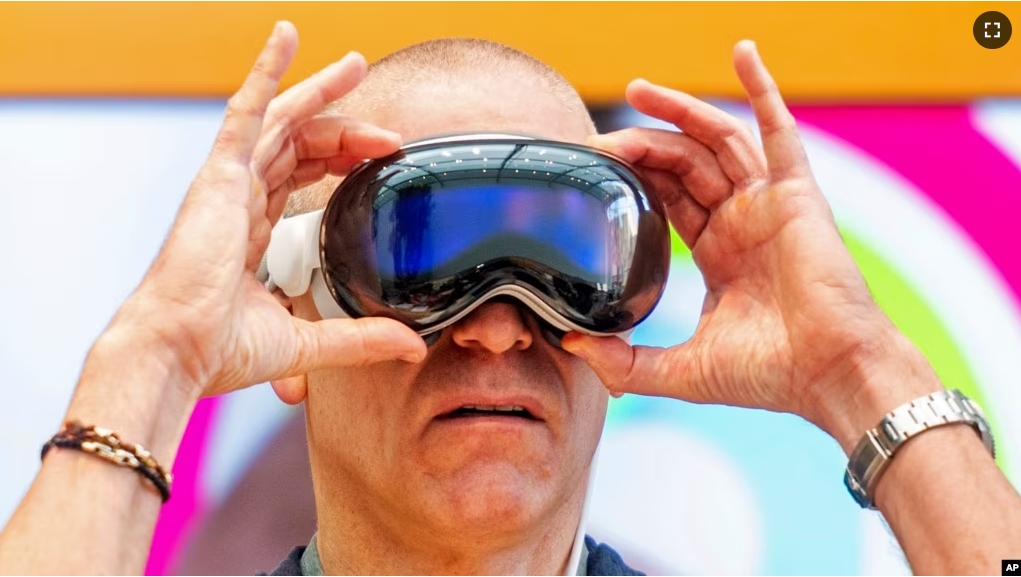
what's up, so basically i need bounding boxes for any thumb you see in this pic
[561,332,699,400]
[289,316,427,375]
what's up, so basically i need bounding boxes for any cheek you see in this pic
[306,367,409,467]
[566,362,609,449]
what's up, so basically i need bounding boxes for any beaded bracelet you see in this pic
[41,420,173,503]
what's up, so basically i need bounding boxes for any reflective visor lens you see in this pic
[322,139,670,333]
[374,183,614,281]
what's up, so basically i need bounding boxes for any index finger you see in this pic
[209,21,298,166]
[253,51,372,174]
[623,80,768,192]
[733,40,812,182]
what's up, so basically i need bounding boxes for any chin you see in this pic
[428,459,552,536]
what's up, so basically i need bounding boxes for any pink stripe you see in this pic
[145,397,221,575]
[791,105,1021,302]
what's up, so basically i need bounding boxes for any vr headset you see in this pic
[259,134,671,346]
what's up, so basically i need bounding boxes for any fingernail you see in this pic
[400,352,424,363]
[585,134,613,150]
[355,125,402,150]
[378,127,402,141]
[628,78,657,92]
[340,51,364,66]
[561,341,591,361]
[562,332,593,353]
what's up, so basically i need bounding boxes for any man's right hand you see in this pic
[1,23,430,575]
[100,22,427,402]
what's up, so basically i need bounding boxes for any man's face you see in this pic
[290,76,608,539]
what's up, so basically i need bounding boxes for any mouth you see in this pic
[438,404,539,421]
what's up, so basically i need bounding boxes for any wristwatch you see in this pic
[844,389,996,509]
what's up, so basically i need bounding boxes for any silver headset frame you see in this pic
[257,133,634,340]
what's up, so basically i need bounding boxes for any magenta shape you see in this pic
[145,397,221,575]
[791,105,1021,305]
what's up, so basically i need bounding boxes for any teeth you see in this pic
[460,405,527,412]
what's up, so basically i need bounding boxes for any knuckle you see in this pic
[291,328,320,373]
[688,141,716,168]
[742,174,769,193]
[206,158,250,183]
[226,94,251,116]
[716,123,744,149]
[762,79,781,99]
[346,321,377,363]
[620,345,643,389]
[312,82,334,115]
[227,92,266,119]
[249,215,272,242]
[194,160,249,195]
[266,108,296,139]
[760,114,797,138]
[213,126,245,152]
[249,58,277,84]
[336,122,354,149]
[292,131,312,160]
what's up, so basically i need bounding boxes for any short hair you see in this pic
[283,38,595,218]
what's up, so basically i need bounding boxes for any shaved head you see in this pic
[334,38,594,123]
[284,37,596,216]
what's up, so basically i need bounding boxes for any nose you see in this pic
[450,300,534,353]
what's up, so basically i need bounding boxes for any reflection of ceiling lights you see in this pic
[374,143,640,198]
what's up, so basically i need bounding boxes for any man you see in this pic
[1,22,1019,575]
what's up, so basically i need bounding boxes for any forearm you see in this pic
[0,323,199,575]
[819,329,1021,575]
[877,425,1021,574]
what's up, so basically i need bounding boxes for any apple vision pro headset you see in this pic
[257,134,671,347]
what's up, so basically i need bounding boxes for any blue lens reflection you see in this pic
[374,183,610,280]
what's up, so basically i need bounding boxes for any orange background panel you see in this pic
[0,2,1019,102]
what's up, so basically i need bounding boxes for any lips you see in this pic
[440,404,537,420]
[434,396,547,422]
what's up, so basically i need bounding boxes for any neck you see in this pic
[311,470,589,575]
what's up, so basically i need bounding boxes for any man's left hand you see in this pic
[562,40,939,448]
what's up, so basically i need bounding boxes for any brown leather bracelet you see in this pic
[41,420,172,503]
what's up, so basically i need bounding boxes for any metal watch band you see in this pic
[844,389,996,509]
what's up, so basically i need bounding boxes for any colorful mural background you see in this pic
[2,3,1020,575]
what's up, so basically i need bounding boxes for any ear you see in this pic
[271,374,308,405]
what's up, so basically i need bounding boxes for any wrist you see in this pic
[811,325,944,455]
[66,321,203,467]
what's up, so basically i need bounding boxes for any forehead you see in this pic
[354,76,593,145]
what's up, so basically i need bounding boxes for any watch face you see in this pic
[842,471,872,509]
